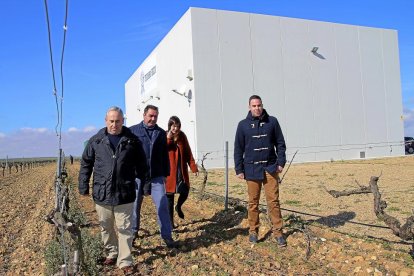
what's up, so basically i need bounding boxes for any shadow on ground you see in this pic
[311,211,356,227]
[133,205,248,267]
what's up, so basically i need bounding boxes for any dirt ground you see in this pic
[195,155,414,244]
[0,156,413,275]
[0,164,56,275]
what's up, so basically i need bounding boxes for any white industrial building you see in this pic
[125,7,405,168]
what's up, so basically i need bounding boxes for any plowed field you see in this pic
[0,156,413,275]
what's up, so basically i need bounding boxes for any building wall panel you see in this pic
[382,30,405,155]
[308,21,342,161]
[280,18,316,162]
[334,25,366,160]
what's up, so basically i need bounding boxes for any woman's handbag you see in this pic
[176,179,188,194]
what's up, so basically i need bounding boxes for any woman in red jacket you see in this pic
[165,116,198,227]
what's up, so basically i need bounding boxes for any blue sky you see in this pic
[0,0,413,158]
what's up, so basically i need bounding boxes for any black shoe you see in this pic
[276,236,287,247]
[164,238,178,248]
[249,233,258,243]
[175,205,185,219]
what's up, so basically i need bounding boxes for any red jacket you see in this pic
[166,131,198,193]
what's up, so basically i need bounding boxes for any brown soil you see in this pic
[0,156,413,275]
[0,164,56,275]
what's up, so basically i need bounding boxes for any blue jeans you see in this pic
[132,177,173,240]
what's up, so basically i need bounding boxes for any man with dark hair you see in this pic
[78,106,147,274]
[130,104,177,248]
[234,95,287,247]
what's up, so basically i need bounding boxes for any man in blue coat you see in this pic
[234,95,287,247]
[130,104,177,248]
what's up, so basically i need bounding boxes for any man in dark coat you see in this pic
[129,104,177,248]
[78,106,147,273]
[234,95,287,247]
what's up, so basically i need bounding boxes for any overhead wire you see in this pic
[43,0,70,274]
[194,140,405,162]
[43,0,60,137]
[59,0,69,149]
[44,0,69,147]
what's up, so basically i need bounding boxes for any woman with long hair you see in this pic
[165,116,198,227]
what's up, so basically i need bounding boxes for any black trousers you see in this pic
[166,186,189,225]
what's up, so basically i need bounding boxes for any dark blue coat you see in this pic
[78,127,147,205]
[129,122,170,178]
[234,109,286,181]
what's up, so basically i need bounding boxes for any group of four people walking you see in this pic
[78,94,287,274]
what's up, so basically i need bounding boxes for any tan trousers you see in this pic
[95,202,134,268]
[246,171,283,237]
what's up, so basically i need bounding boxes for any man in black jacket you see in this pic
[234,95,287,247]
[79,106,147,273]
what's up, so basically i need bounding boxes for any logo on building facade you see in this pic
[140,71,145,96]
[138,55,157,97]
